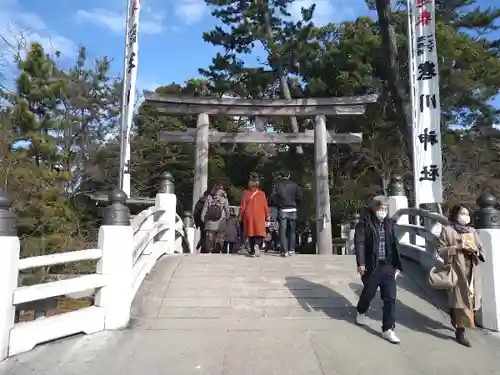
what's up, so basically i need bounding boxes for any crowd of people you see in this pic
[193,170,302,258]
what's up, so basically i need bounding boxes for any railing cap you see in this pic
[183,210,194,227]
[158,171,175,194]
[0,189,16,236]
[159,171,174,182]
[0,189,12,211]
[477,191,497,208]
[474,192,500,229]
[388,174,405,196]
[0,189,12,210]
[103,189,130,226]
[109,189,128,204]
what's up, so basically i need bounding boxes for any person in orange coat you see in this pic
[239,178,270,257]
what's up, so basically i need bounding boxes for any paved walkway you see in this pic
[1,254,499,375]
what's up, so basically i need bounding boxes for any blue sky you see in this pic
[0,0,498,109]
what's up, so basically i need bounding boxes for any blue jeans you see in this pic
[278,210,297,253]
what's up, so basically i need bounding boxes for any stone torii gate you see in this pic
[144,92,378,254]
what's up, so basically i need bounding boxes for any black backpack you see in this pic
[204,196,223,221]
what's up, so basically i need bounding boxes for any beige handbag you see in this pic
[428,262,458,290]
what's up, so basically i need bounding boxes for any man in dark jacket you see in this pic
[354,195,403,344]
[271,170,303,257]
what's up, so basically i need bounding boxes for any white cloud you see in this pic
[75,6,166,35]
[76,9,124,33]
[137,77,161,92]
[289,0,355,25]
[135,76,162,106]
[170,0,354,27]
[174,0,206,25]
[0,4,76,58]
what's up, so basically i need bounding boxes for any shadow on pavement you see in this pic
[347,283,453,341]
[285,268,453,342]
[284,276,381,339]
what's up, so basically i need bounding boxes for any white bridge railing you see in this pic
[393,207,449,271]
[0,174,194,360]
[388,188,500,333]
[2,176,498,360]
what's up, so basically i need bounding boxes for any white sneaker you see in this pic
[382,329,400,344]
[254,244,260,257]
[356,312,366,326]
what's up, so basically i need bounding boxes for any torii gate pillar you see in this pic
[314,115,332,255]
[192,113,209,249]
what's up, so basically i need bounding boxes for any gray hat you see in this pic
[370,195,389,208]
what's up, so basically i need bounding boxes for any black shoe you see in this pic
[455,328,471,347]
[280,252,288,257]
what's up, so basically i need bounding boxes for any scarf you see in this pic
[451,221,471,234]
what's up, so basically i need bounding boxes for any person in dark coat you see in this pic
[354,195,403,344]
[270,170,302,257]
[224,208,240,254]
[193,190,210,253]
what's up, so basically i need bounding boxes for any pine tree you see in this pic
[202,0,322,154]
[5,43,78,262]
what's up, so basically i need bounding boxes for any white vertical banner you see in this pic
[119,0,141,197]
[408,0,443,205]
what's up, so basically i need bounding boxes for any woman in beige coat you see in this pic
[438,204,485,347]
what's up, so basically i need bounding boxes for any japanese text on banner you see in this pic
[409,0,443,204]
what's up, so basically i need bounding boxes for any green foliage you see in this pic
[2,0,500,263]
[197,0,500,218]
[0,42,120,263]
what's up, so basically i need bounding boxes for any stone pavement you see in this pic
[1,254,499,375]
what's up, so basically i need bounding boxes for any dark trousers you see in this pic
[248,236,263,253]
[204,230,218,253]
[270,230,280,251]
[278,211,297,253]
[224,241,237,254]
[356,264,396,332]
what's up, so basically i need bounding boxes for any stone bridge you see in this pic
[0,174,499,375]
[2,255,500,375]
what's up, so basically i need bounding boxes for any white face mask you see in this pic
[457,214,470,225]
[375,210,388,221]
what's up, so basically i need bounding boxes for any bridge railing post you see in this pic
[94,190,133,330]
[0,190,19,360]
[183,211,195,254]
[387,175,410,245]
[473,192,500,331]
[154,172,177,255]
